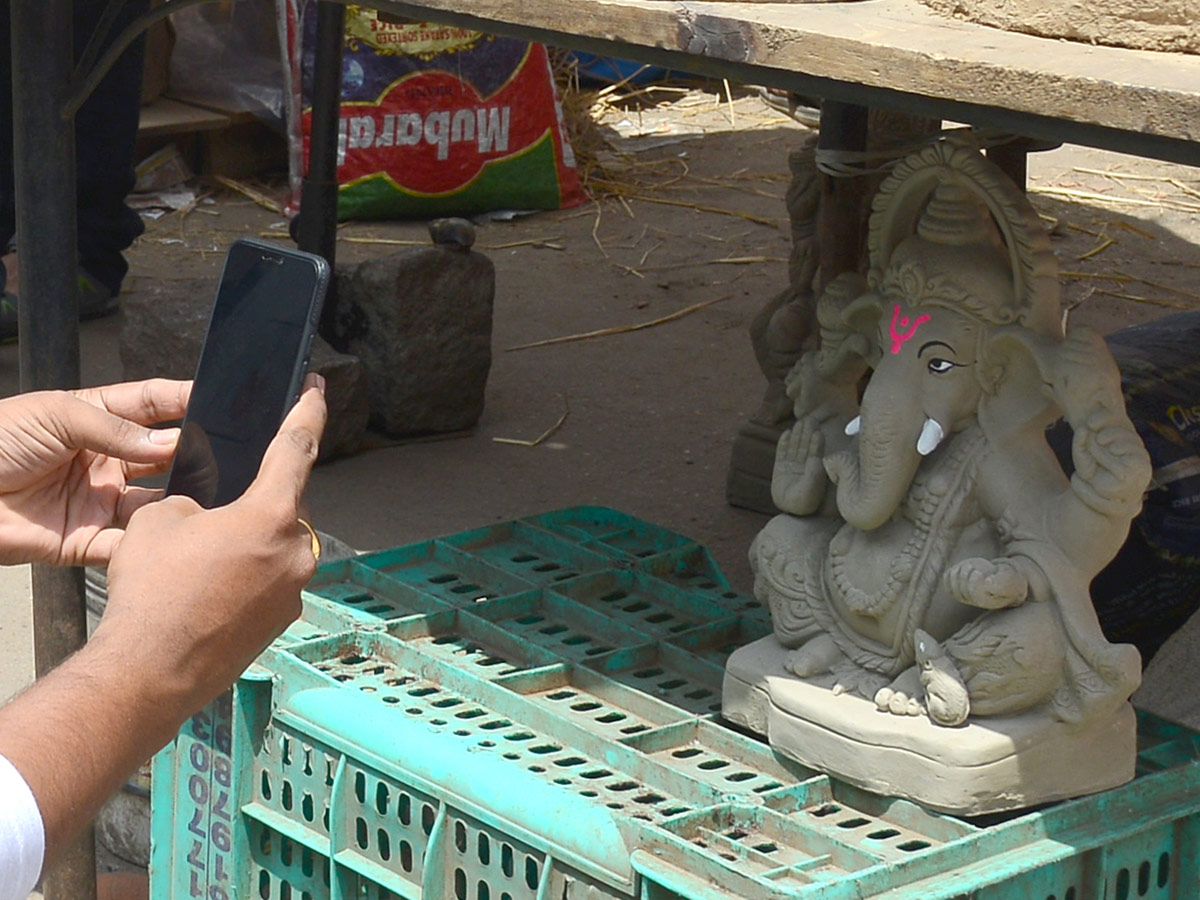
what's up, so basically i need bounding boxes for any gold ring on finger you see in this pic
[297,517,322,560]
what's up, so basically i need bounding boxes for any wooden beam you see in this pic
[371,0,1200,163]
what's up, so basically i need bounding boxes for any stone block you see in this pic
[118,279,368,460]
[325,241,494,436]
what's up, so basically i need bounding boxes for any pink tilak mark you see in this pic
[889,305,932,354]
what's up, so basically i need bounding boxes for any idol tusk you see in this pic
[917,417,945,456]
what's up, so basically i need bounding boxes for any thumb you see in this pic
[244,375,327,510]
[46,392,179,463]
[82,527,125,566]
[86,492,200,566]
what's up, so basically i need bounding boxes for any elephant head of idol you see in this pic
[815,141,1064,532]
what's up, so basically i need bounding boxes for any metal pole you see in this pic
[986,141,1030,192]
[296,0,345,334]
[12,5,81,389]
[816,101,870,296]
[11,0,94,895]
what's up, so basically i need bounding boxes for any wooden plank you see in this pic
[164,89,264,126]
[371,0,1200,148]
[137,97,231,139]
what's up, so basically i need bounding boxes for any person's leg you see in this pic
[0,0,17,302]
[1,0,148,305]
[1,0,15,261]
[72,0,149,299]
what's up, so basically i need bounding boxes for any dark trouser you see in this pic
[1,0,148,296]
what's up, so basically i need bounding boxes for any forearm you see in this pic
[0,376,323,876]
[0,631,190,869]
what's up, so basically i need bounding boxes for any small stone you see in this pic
[428,217,476,251]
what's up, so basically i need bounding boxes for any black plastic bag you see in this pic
[1049,311,1200,664]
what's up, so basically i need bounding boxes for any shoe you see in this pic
[0,260,118,342]
[0,292,14,342]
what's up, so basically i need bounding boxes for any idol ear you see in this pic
[978,325,1063,439]
[815,272,876,379]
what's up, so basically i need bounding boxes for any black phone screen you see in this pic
[166,240,327,508]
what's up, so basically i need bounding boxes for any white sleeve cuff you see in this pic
[0,752,44,900]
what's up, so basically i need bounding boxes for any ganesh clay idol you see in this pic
[722,140,1152,814]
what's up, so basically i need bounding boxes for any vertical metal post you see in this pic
[987,137,1061,194]
[816,101,870,295]
[12,3,81,387]
[296,0,345,333]
[11,0,94,896]
[986,142,1029,192]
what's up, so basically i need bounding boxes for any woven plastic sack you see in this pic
[281,4,585,220]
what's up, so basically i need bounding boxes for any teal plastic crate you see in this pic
[151,506,1200,900]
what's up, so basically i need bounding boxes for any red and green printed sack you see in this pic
[282,4,585,219]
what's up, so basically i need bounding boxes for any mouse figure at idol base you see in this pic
[722,140,1153,814]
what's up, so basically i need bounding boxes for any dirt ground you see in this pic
[4,86,1199,595]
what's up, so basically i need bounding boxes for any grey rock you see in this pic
[96,789,150,868]
[308,338,371,460]
[117,280,212,381]
[328,246,494,436]
[118,279,368,460]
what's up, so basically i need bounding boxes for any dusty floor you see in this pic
[2,84,1200,895]
[112,92,1200,587]
[1,86,1198,658]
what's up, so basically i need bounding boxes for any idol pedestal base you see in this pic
[723,635,1137,815]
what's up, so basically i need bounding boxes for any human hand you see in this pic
[0,376,325,868]
[0,379,189,566]
[93,374,327,711]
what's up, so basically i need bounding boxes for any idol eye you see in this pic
[927,358,960,374]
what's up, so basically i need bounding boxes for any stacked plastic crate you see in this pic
[151,507,1200,899]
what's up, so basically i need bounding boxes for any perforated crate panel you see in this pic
[152,507,1200,900]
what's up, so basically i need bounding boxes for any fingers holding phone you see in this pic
[0,379,194,566]
[0,381,187,489]
[58,378,193,482]
[96,239,330,708]
[101,497,305,712]
[103,373,326,656]
[73,377,192,429]
[233,371,328,578]
[95,373,327,566]
[166,239,329,508]
[247,373,327,511]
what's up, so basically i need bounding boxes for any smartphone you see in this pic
[165,238,329,508]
